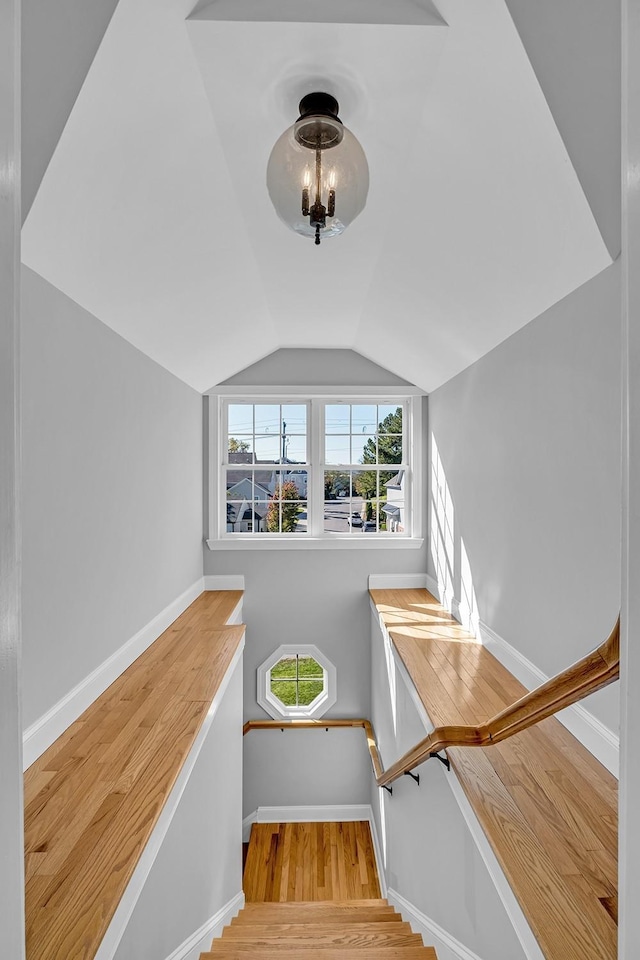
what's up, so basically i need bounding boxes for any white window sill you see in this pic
[206,537,425,551]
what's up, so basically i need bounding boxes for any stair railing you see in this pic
[244,617,619,790]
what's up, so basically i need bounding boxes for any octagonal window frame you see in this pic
[257,644,337,720]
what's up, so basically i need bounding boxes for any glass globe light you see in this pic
[266,93,369,246]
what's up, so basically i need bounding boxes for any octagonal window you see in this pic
[257,644,337,720]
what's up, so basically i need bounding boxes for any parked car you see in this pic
[349,512,363,527]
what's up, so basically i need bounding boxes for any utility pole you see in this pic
[281,420,287,461]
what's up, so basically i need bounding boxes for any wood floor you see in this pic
[370,588,618,960]
[24,590,244,960]
[244,822,381,902]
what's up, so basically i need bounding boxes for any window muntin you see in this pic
[270,654,325,708]
[221,397,411,539]
[257,645,337,719]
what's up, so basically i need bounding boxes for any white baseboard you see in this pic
[94,646,245,960]
[366,805,388,898]
[479,619,619,777]
[368,574,429,591]
[23,578,205,769]
[387,888,485,960]
[164,891,244,960]
[203,574,245,591]
[245,804,387,897]
[426,573,440,598]
[255,803,373,824]
[425,573,458,615]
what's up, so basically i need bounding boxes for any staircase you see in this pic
[200,900,438,958]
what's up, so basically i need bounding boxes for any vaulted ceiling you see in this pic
[21,0,620,393]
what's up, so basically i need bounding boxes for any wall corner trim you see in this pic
[203,574,246,591]
[368,574,428,590]
[163,891,244,960]
[23,578,207,770]
[387,889,484,960]
[479,618,619,777]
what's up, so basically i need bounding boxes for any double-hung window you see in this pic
[208,391,422,547]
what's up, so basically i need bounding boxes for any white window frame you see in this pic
[206,386,424,550]
[257,644,337,720]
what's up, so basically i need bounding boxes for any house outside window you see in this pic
[207,389,423,549]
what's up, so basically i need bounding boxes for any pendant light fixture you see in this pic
[266,92,369,246]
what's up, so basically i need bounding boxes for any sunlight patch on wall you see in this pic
[459,537,480,637]
[430,434,455,611]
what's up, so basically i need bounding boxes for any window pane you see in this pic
[298,657,323,677]
[378,405,402,432]
[228,403,253,435]
[227,436,253,456]
[270,679,297,705]
[282,404,307,434]
[226,500,264,534]
[352,433,376,465]
[285,435,307,463]
[254,404,281,434]
[253,470,273,501]
[325,404,350,434]
[253,434,280,461]
[272,470,308,498]
[377,406,403,464]
[324,470,350,501]
[352,404,377,434]
[271,656,297,678]
[297,679,323,705]
[325,435,351,465]
[264,499,306,533]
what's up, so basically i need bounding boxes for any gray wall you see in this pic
[21,266,204,727]
[208,347,427,809]
[206,349,426,724]
[427,262,621,732]
[370,609,527,960]
[243,727,372,818]
[114,657,243,960]
[620,9,640,953]
[22,0,120,219]
[219,348,412,388]
[504,0,620,259]
[0,4,26,954]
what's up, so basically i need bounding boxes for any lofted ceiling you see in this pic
[21,0,617,394]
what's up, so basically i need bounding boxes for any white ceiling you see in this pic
[21,0,613,393]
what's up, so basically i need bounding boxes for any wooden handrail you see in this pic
[244,617,620,790]
[377,616,620,787]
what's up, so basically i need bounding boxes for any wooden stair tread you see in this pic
[370,587,618,960]
[24,590,244,960]
[220,934,424,947]
[235,908,401,923]
[242,898,394,904]
[228,914,410,937]
[202,949,438,960]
